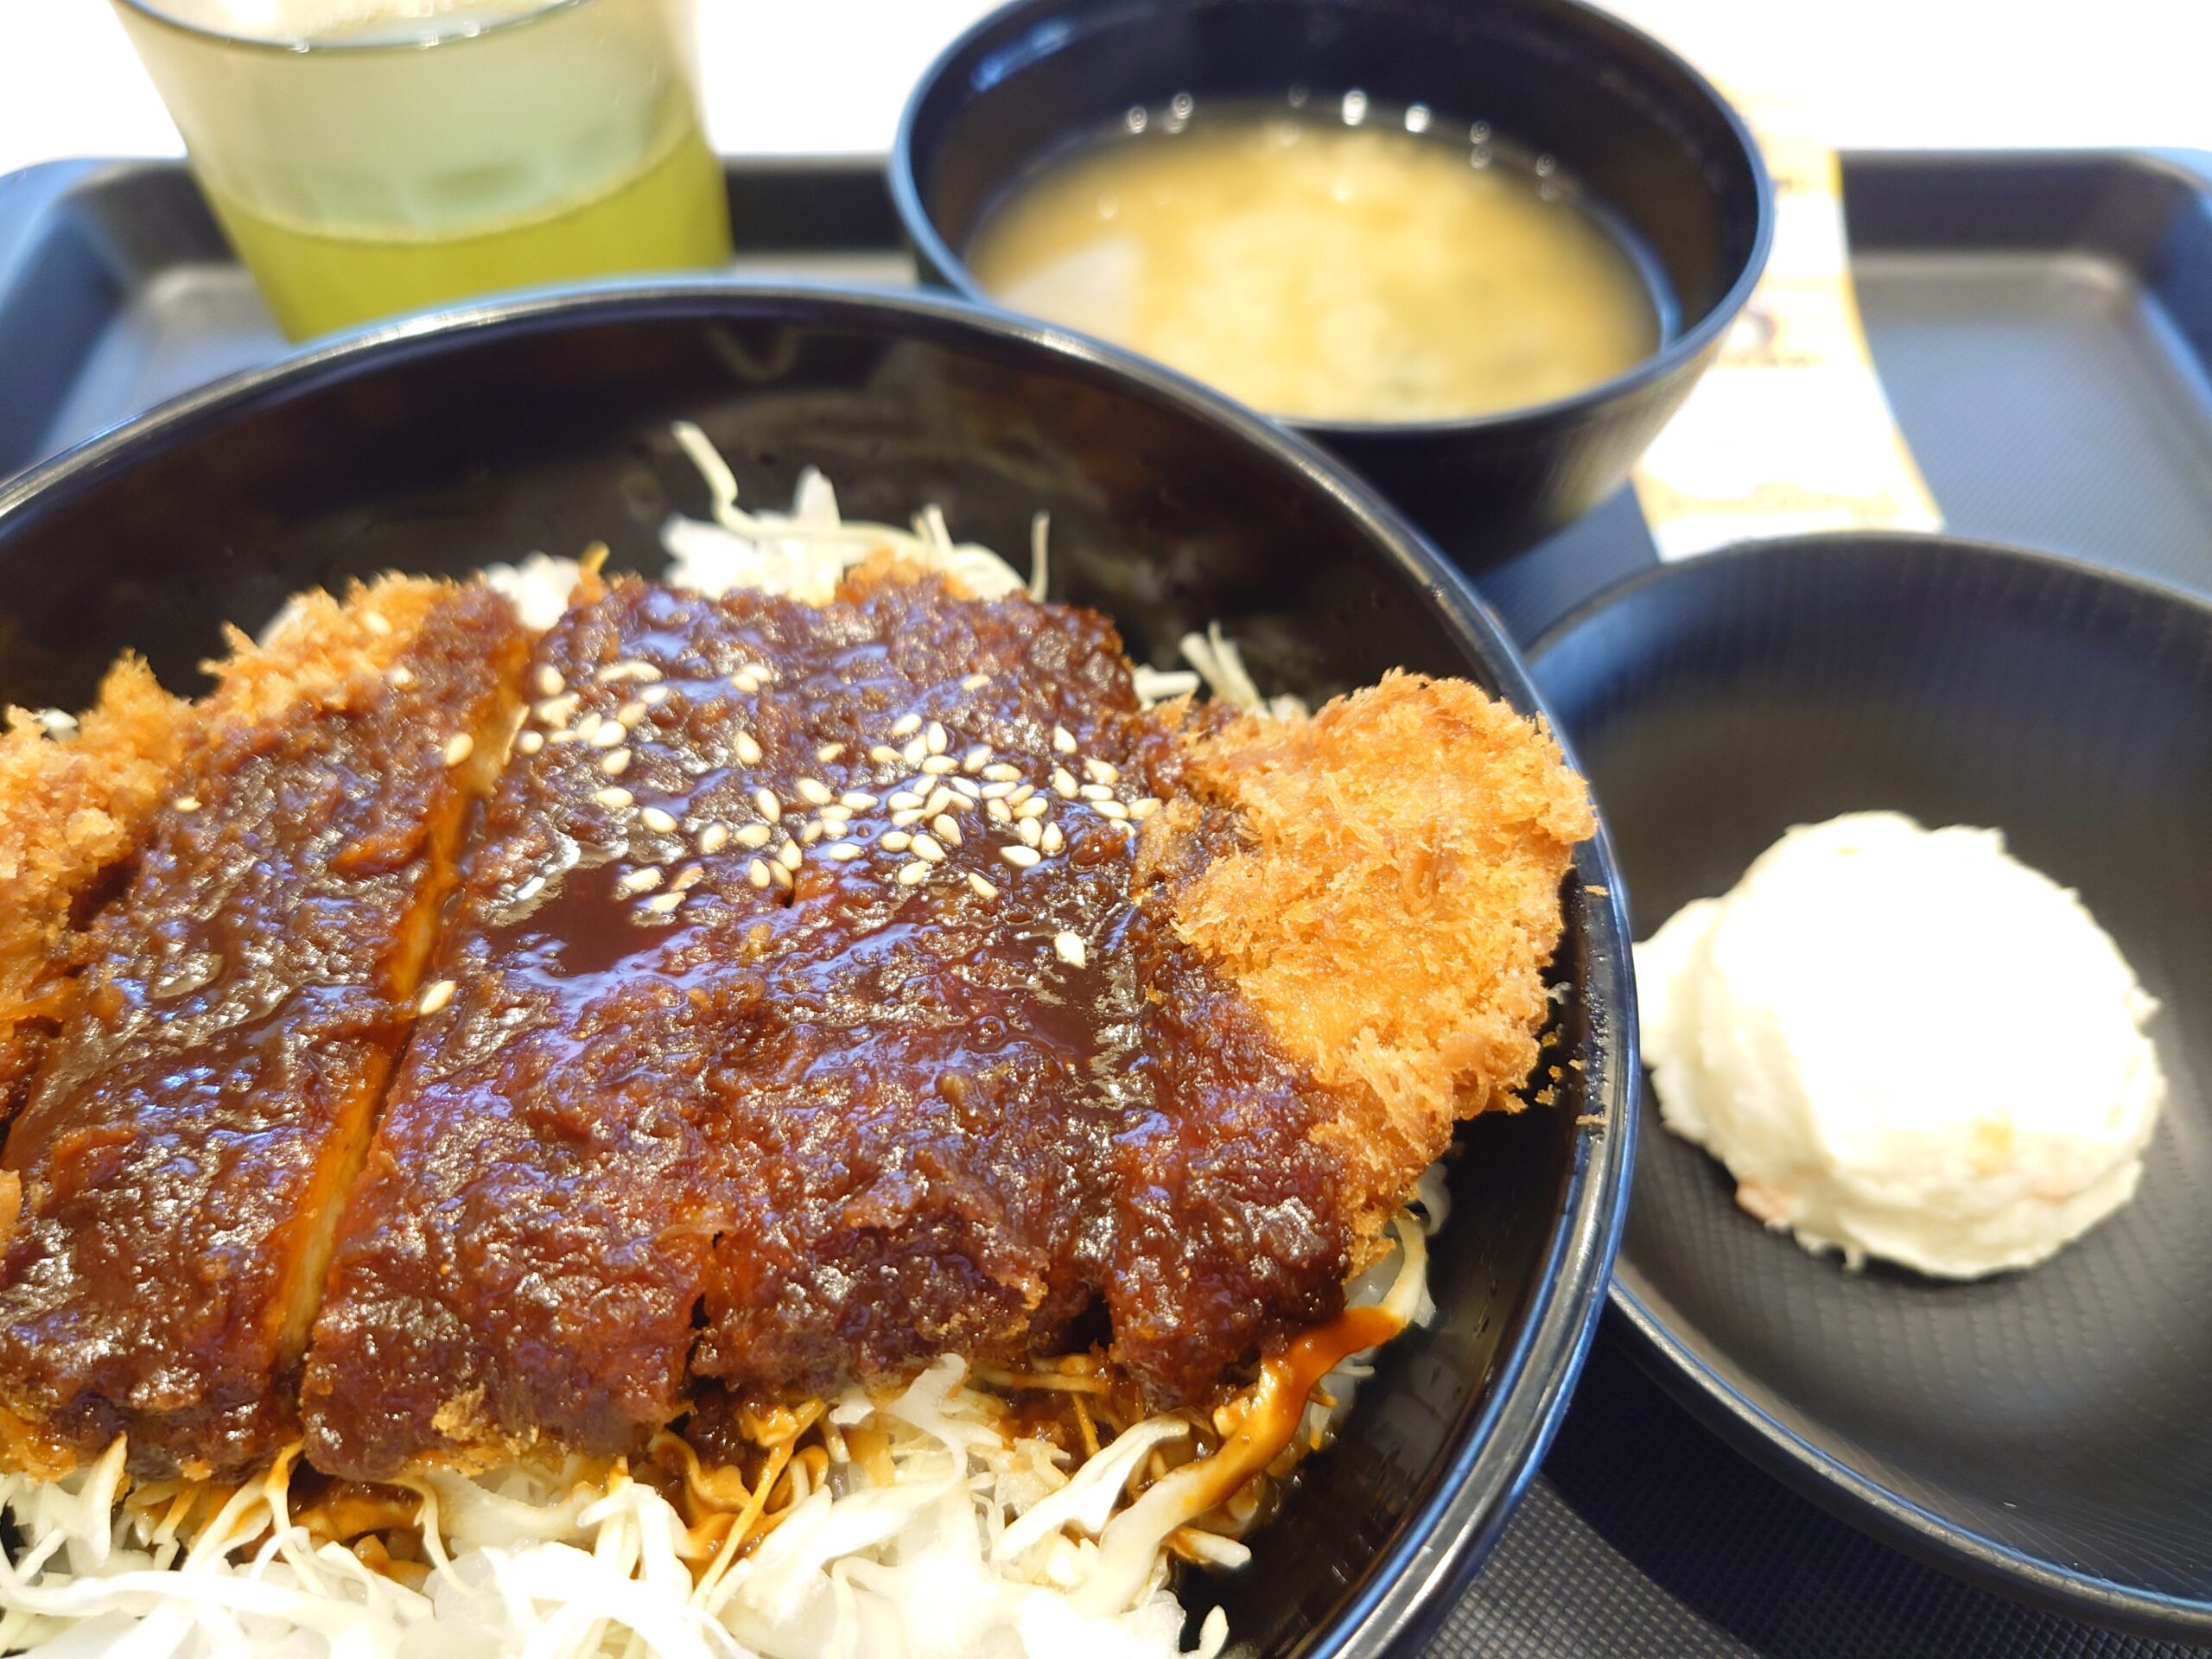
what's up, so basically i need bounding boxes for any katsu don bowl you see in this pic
[0,284,1630,1659]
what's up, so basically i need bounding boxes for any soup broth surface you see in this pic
[968,105,1662,423]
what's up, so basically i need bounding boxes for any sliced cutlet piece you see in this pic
[0,579,527,1479]
[303,570,1149,1478]
[1111,671,1593,1400]
[0,660,195,1135]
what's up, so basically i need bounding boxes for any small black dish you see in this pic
[1529,532,2212,1640]
[892,0,1770,565]
[0,281,1634,1659]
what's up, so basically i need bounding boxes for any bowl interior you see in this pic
[900,0,1766,365]
[0,289,1628,1656]
[1532,534,2212,1623]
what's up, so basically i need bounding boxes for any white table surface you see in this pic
[0,0,2207,181]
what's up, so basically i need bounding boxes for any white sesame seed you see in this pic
[933,814,962,846]
[575,713,607,746]
[442,733,475,766]
[1042,823,1065,855]
[736,823,773,849]
[588,721,626,750]
[734,671,763,695]
[1054,932,1086,967]
[911,835,946,864]
[962,672,991,691]
[902,737,929,767]
[817,742,845,764]
[616,867,664,897]
[982,764,1021,783]
[1009,785,1036,806]
[175,795,201,813]
[594,786,634,809]
[799,820,824,845]
[1052,726,1077,753]
[734,732,764,766]
[967,872,999,899]
[826,842,863,861]
[921,755,958,775]
[1095,799,1129,820]
[963,746,992,772]
[980,782,1016,801]
[534,665,564,697]
[779,840,804,872]
[748,859,772,889]
[1001,844,1042,869]
[771,861,794,892]
[1131,798,1161,820]
[842,791,880,810]
[1016,795,1049,820]
[987,798,1013,824]
[950,782,981,804]
[922,787,955,818]
[1079,783,1113,802]
[537,692,580,727]
[644,890,685,914]
[641,806,678,834]
[888,791,925,810]
[598,660,662,683]
[518,730,544,754]
[547,730,580,746]
[698,822,732,855]
[1017,818,1043,849]
[1084,758,1119,785]
[616,699,647,727]
[1052,768,1077,798]
[388,664,416,688]
[898,861,932,887]
[892,809,925,827]
[890,713,923,738]
[797,778,832,806]
[870,745,900,765]
[925,721,948,755]
[418,979,455,1014]
[601,748,632,776]
[819,804,853,823]
[753,788,781,821]
[671,864,705,892]
[641,685,672,707]
[882,830,912,852]
[364,611,392,637]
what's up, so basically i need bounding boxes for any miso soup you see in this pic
[968,104,1662,423]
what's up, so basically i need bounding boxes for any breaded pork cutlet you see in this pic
[0,663,195,1134]
[0,579,527,1479]
[1117,671,1594,1396]
[303,568,1591,1480]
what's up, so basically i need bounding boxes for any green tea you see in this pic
[207,121,730,339]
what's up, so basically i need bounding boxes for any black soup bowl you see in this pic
[0,284,1634,1658]
[893,0,1772,565]
[1531,532,2212,1637]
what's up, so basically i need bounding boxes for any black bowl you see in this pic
[0,283,1634,1659]
[1529,532,2212,1639]
[891,0,1771,565]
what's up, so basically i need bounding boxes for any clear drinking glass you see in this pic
[111,0,734,340]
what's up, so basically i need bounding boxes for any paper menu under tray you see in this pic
[1632,117,1942,562]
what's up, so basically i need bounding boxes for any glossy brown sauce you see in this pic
[303,573,1361,1481]
[0,586,524,1478]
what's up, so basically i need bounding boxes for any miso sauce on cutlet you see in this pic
[967,99,1661,423]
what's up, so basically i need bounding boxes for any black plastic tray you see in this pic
[3,149,2211,1658]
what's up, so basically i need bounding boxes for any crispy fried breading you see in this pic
[0,658,196,1112]
[1142,670,1593,1240]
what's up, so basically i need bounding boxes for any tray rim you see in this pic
[1529,529,2212,1645]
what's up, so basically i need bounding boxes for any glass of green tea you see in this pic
[111,0,733,340]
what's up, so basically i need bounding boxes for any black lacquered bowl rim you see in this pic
[0,278,1639,1659]
[1528,529,2212,1642]
[888,0,1775,441]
